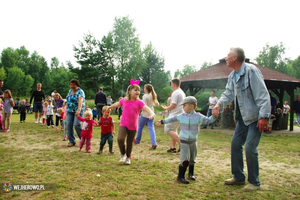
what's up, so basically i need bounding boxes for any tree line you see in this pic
[1,16,299,106]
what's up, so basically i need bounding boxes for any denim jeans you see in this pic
[67,111,83,144]
[203,109,214,128]
[297,113,300,124]
[135,115,157,145]
[231,118,262,186]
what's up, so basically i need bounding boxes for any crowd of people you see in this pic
[2,47,300,192]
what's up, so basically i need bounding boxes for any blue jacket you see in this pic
[218,62,271,126]
[162,111,216,142]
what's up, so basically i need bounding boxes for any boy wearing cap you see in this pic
[46,99,54,128]
[157,96,219,184]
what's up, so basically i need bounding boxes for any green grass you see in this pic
[0,112,300,199]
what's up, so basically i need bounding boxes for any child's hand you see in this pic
[112,131,116,135]
[161,105,167,110]
[156,120,162,126]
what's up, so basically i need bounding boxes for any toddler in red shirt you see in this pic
[77,108,97,153]
[97,106,115,154]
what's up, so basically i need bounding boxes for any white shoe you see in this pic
[125,157,131,165]
[39,120,42,123]
[35,120,38,124]
[51,125,54,128]
[47,126,50,128]
[119,154,126,163]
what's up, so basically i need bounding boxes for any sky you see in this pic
[0,0,299,76]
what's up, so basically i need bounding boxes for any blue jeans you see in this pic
[135,115,157,145]
[203,109,214,128]
[67,111,83,144]
[231,118,262,186]
[297,113,300,124]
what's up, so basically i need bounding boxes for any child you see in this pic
[97,106,115,154]
[25,98,31,113]
[46,99,54,128]
[108,79,155,165]
[107,96,113,106]
[2,90,15,132]
[57,107,67,141]
[0,99,3,130]
[77,108,97,153]
[42,102,48,126]
[156,96,219,184]
[19,100,27,123]
[92,106,97,120]
[134,84,159,149]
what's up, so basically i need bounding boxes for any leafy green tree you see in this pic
[19,75,34,96]
[0,67,7,80]
[111,16,146,96]
[286,55,300,79]
[255,42,290,73]
[50,57,60,70]
[174,69,181,79]
[0,47,19,69]
[200,61,213,70]
[16,46,30,75]
[5,67,25,96]
[73,33,110,93]
[28,51,49,87]
[173,65,197,78]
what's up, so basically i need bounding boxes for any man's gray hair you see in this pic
[230,47,245,62]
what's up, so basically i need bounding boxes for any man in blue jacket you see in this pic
[213,48,270,191]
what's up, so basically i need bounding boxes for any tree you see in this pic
[0,47,19,69]
[286,55,300,79]
[73,33,110,93]
[50,57,60,70]
[0,67,7,80]
[111,16,146,96]
[5,67,25,95]
[200,61,213,70]
[19,75,34,97]
[16,46,30,75]
[255,42,290,73]
[173,65,197,78]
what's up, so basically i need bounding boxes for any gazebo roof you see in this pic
[180,59,300,91]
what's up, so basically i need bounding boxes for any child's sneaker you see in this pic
[167,148,177,153]
[86,150,91,153]
[125,157,131,165]
[35,119,38,123]
[39,119,42,123]
[47,126,50,128]
[54,127,59,131]
[51,125,54,128]
[62,137,67,141]
[119,154,126,163]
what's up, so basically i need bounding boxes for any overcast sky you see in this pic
[0,0,299,76]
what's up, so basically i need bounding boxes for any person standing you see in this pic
[66,79,85,147]
[203,90,218,129]
[282,101,290,116]
[0,79,4,100]
[94,87,107,120]
[30,83,45,123]
[161,78,185,153]
[294,95,300,124]
[213,48,270,191]
[53,93,64,131]
[134,84,159,149]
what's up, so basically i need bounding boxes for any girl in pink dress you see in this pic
[77,108,97,153]
[108,79,155,165]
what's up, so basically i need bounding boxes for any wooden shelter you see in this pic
[180,59,300,131]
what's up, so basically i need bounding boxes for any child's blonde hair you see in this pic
[57,108,64,113]
[102,106,111,114]
[43,102,48,107]
[21,100,25,104]
[126,84,140,100]
[0,98,3,104]
[84,108,93,118]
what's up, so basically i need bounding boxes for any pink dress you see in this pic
[77,116,97,138]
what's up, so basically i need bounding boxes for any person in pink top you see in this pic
[108,79,155,165]
[77,108,97,153]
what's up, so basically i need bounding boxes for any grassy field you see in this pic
[0,111,300,200]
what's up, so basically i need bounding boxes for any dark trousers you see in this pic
[47,115,54,126]
[55,115,62,126]
[96,104,104,119]
[100,132,114,146]
[20,112,26,121]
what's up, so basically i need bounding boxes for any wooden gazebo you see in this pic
[180,59,300,131]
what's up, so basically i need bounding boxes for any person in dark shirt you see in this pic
[30,83,45,123]
[294,95,300,124]
[94,87,107,119]
[19,100,27,123]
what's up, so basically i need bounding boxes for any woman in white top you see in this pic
[134,84,159,149]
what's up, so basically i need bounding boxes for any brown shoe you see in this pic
[149,145,157,150]
[68,143,75,147]
[225,178,245,185]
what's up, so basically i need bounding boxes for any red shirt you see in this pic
[99,116,114,134]
[77,116,97,138]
